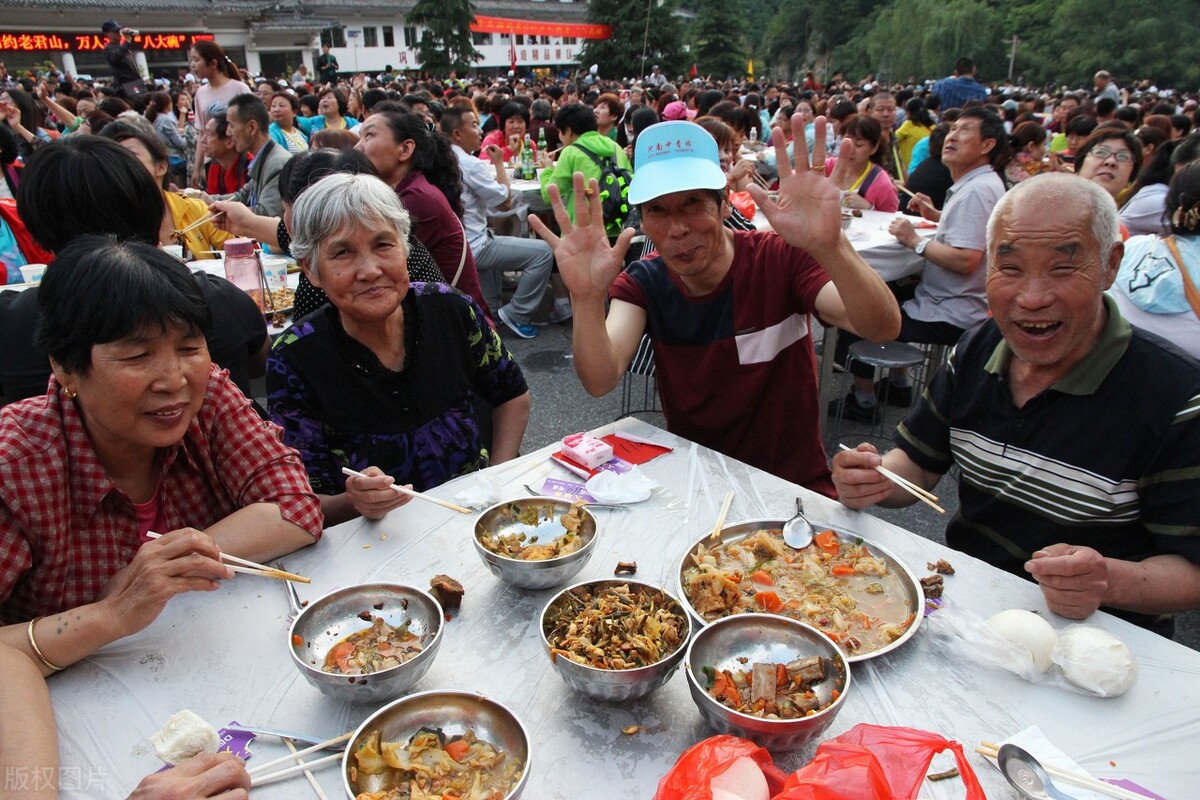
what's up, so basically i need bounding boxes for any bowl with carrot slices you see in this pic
[677,520,923,662]
[684,613,850,750]
[289,583,444,702]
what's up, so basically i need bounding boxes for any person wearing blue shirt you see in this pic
[931,57,989,111]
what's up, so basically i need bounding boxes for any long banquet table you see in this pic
[47,419,1197,798]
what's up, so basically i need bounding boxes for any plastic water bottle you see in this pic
[223,238,265,311]
[748,127,758,147]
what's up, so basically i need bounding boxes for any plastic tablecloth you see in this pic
[48,419,1197,798]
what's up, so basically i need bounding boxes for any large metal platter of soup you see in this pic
[344,690,529,800]
[678,520,922,662]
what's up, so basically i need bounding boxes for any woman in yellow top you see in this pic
[100,121,232,259]
[894,97,934,179]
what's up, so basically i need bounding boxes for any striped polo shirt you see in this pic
[895,296,1200,629]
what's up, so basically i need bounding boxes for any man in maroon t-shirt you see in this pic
[530,117,901,495]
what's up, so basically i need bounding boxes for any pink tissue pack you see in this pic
[560,433,614,470]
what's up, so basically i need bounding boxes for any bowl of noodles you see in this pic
[343,690,529,800]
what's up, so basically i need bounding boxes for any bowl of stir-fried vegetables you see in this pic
[343,689,529,800]
[677,519,923,662]
[473,498,598,589]
[539,579,692,702]
[684,613,851,750]
[289,583,444,703]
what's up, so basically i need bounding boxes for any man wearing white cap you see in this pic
[530,117,901,495]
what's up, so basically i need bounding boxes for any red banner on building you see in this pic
[470,15,611,40]
[0,31,212,52]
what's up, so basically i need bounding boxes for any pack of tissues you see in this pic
[560,433,614,470]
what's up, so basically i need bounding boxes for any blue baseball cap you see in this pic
[628,121,727,204]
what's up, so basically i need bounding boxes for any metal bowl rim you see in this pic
[340,688,531,800]
[683,612,853,728]
[473,497,598,565]
[675,517,924,662]
[538,577,694,674]
[288,582,445,680]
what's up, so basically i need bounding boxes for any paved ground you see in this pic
[497,316,1200,652]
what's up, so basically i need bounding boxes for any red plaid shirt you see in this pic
[0,366,322,624]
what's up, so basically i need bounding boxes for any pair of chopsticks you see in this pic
[708,490,735,540]
[976,742,1147,800]
[248,731,352,789]
[750,170,771,191]
[837,445,945,514]
[173,210,224,236]
[897,184,917,198]
[340,467,472,514]
[145,532,311,583]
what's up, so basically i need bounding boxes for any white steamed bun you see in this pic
[987,609,1057,674]
[1052,626,1136,697]
[150,709,221,765]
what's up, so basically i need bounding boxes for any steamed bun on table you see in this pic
[1052,626,1137,697]
[986,609,1057,674]
[151,710,221,765]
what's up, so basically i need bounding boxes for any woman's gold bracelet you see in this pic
[27,617,64,672]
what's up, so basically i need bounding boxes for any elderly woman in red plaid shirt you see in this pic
[0,237,323,677]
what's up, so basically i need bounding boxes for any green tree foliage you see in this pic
[691,0,749,79]
[579,0,685,80]
[603,0,1200,88]
[407,0,483,75]
[1046,0,1200,88]
[848,0,1004,83]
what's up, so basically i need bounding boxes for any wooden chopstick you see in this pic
[340,467,473,514]
[709,491,735,540]
[897,184,917,198]
[750,170,771,190]
[975,744,1147,800]
[250,751,343,787]
[837,445,945,514]
[247,732,352,776]
[284,737,330,800]
[173,211,223,235]
[146,532,312,583]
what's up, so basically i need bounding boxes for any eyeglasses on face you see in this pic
[1087,146,1133,163]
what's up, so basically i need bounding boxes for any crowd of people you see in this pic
[1,41,1200,796]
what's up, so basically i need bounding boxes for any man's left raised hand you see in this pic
[746,113,844,257]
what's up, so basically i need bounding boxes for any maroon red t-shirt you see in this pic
[610,230,835,496]
[396,171,491,320]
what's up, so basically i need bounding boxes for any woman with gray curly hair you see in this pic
[267,172,531,526]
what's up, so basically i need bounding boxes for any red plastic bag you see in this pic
[773,724,985,800]
[654,735,788,800]
[728,190,757,220]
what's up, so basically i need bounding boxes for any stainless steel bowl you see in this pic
[677,519,923,662]
[289,583,443,703]
[342,690,529,800]
[685,614,850,750]
[473,497,598,590]
[539,579,692,702]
